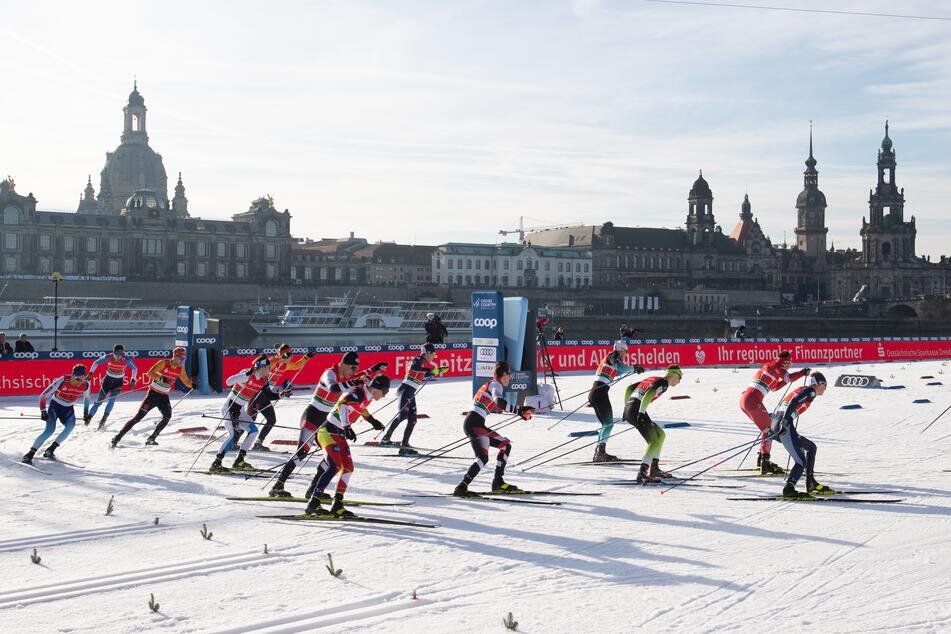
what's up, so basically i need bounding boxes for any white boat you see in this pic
[250,298,471,338]
[0,297,177,339]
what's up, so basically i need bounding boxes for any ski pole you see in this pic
[545,399,594,431]
[0,414,42,419]
[371,378,432,439]
[199,413,301,431]
[662,434,777,494]
[921,402,951,434]
[666,434,764,473]
[521,424,638,473]
[737,379,795,471]
[546,371,639,431]
[87,383,149,408]
[403,415,524,470]
[170,388,194,412]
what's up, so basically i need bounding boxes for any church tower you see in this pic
[861,121,916,265]
[121,80,148,144]
[686,171,715,246]
[172,172,189,216]
[77,175,97,212]
[794,124,828,266]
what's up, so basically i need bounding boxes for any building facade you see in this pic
[432,243,592,289]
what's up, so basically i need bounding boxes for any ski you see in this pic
[258,514,439,528]
[720,471,846,479]
[730,468,846,476]
[807,490,898,496]
[10,459,51,475]
[363,442,435,451]
[560,459,645,467]
[171,469,275,479]
[411,494,563,506]
[43,458,85,469]
[227,496,414,507]
[605,480,744,489]
[380,453,470,460]
[475,490,602,497]
[727,496,903,503]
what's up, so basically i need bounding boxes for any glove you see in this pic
[367,416,385,431]
[370,361,388,372]
[432,365,448,376]
[244,369,253,377]
[344,426,357,441]
[802,368,812,376]
[280,388,293,399]
[633,365,645,374]
[517,406,535,421]
[346,376,367,388]
[40,409,49,421]
[304,351,316,359]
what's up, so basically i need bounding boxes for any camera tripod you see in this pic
[536,331,563,410]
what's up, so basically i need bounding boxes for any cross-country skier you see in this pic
[22,363,91,464]
[739,350,810,475]
[209,354,271,472]
[623,365,683,484]
[590,340,644,462]
[303,375,391,517]
[380,342,448,455]
[84,344,138,430]
[249,343,314,452]
[111,347,193,447]
[268,351,387,498]
[452,361,535,497]
[770,372,831,498]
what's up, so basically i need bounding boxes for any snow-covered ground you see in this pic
[2,361,951,633]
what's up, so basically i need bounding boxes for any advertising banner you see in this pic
[471,291,504,394]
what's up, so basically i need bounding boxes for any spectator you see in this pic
[554,326,565,341]
[0,332,13,357]
[15,333,35,353]
[734,325,746,340]
[619,324,634,340]
[425,313,448,344]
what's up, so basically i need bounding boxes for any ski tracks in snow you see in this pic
[0,520,165,553]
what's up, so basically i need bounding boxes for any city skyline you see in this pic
[3,1,951,256]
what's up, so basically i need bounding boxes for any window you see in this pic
[320,267,328,281]
[196,262,207,277]
[142,239,163,256]
[485,259,490,270]
[501,275,508,286]
[267,263,277,279]
[576,263,581,273]
[86,259,97,275]
[64,258,75,274]
[197,242,208,257]
[236,263,247,278]
[177,241,186,257]
[236,243,247,258]
[334,268,342,281]
[466,259,472,270]
[558,262,563,273]
[503,260,510,270]
[457,258,463,269]
[39,235,51,251]
[109,238,120,254]
[349,268,357,282]
[466,275,472,285]
[517,260,523,271]
[584,262,589,272]
[177,262,186,276]
[217,263,226,278]
[2,206,19,224]
[3,233,17,250]
[545,261,550,271]
[38,257,51,273]
[266,244,276,259]
[217,242,226,258]
[86,237,98,253]
[109,260,120,275]
[517,276,523,286]
[475,259,481,270]
[304,267,313,280]
[265,220,278,237]
[64,236,75,252]
[456,274,463,285]
[3,255,15,272]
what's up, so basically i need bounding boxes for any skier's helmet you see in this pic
[369,375,391,394]
[808,372,827,386]
[71,364,88,377]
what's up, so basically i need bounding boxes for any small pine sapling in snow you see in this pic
[148,593,160,613]
[105,495,115,516]
[410,589,418,600]
[502,611,519,631]
[30,548,41,565]
[154,517,159,525]
[200,523,213,540]
[325,553,342,577]
[263,544,269,555]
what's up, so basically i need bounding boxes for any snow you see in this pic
[2,361,951,633]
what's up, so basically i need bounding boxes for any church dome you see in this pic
[797,188,827,208]
[125,189,166,210]
[689,171,712,198]
[128,84,145,107]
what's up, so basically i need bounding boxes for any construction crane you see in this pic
[499,216,583,242]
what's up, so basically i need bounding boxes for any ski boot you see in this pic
[453,482,480,498]
[379,437,395,447]
[329,493,355,518]
[491,476,523,494]
[83,414,92,426]
[635,463,654,485]
[782,483,811,499]
[649,458,673,479]
[144,436,159,446]
[592,443,618,463]
[304,496,326,516]
[110,435,121,449]
[42,442,60,461]
[268,481,293,498]
[759,453,785,476]
[22,448,37,465]
[807,479,835,495]
[250,440,270,452]
[209,456,230,473]
[231,450,255,471]
[97,416,109,431]
[398,443,419,457]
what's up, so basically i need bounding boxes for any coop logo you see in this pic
[340,346,358,352]
[292,347,308,354]
[476,346,496,362]
[194,337,216,345]
[128,351,140,357]
[313,347,334,354]
[364,346,381,352]
[236,348,256,356]
[836,374,873,388]
[14,352,39,359]
[387,345,406,351]
[510,382,528,391]
[147,350,166,357]
[82,351,105,359]
[452,342,469,349]
[473,318,498,328]
[176,326,189,334]
[49,351,74,359]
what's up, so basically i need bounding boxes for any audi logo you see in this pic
[313,347,334,353]
[473,318,498,328]
[49,351,75,359]
[364,346,381,352]
[838,375,871,387]
[236,348,256,355]
[148,350,166,357]
[176,326,189,334]
[194,337,216,345]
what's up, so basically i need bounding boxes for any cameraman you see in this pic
[425,312,448,344]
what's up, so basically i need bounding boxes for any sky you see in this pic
[2,0,951,257]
